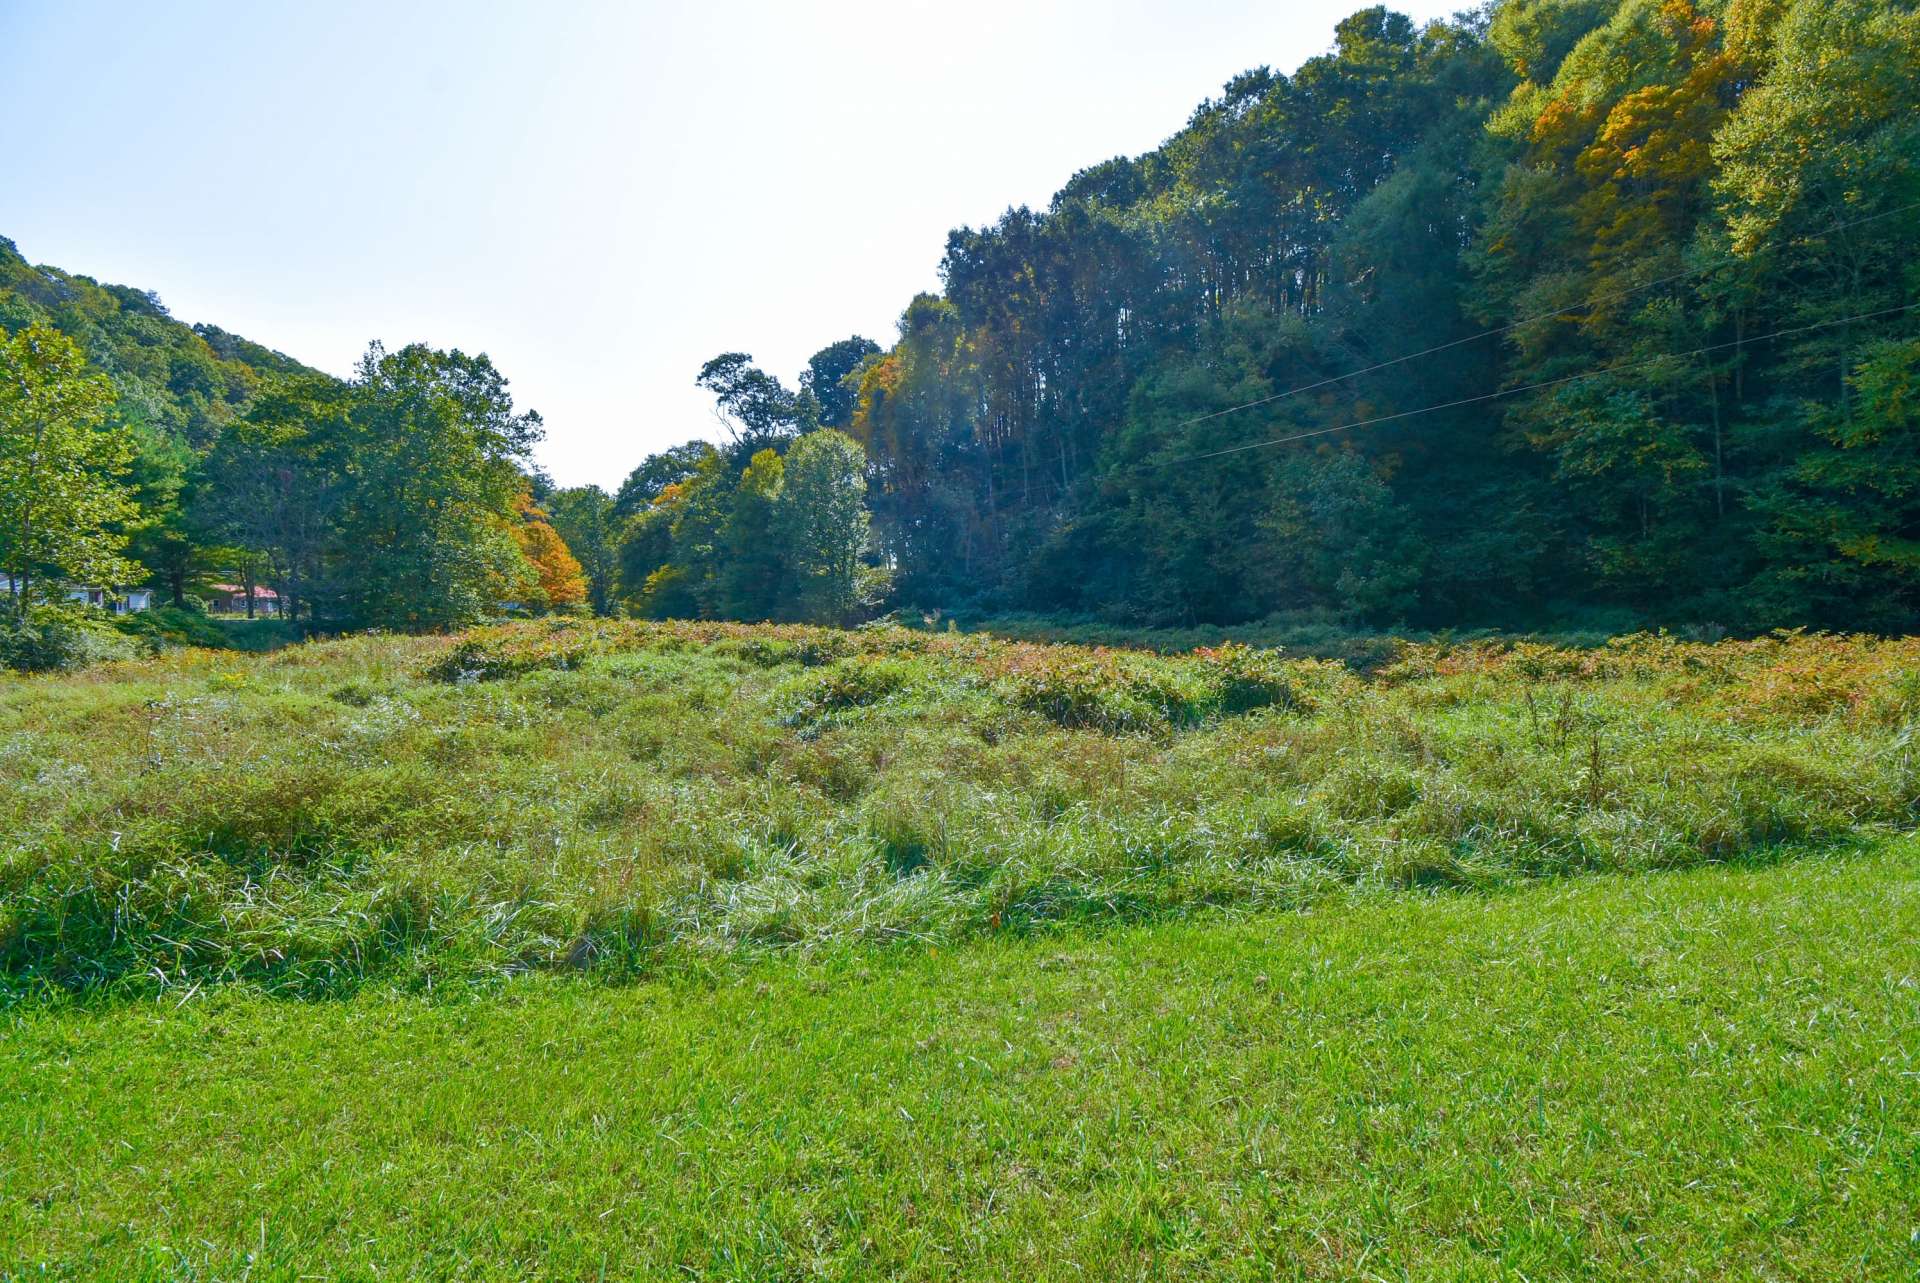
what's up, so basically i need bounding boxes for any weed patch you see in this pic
[2,621,1915,999]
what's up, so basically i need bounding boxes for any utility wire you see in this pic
[1165,300,1920,465]
[1165,199,1920,434]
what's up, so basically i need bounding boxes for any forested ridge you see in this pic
[4,0,1918,648]
[0,235,316,606]
[629,0,1918,632]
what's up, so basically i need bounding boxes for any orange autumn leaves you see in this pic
[505,490,588,612]
[1529,0,1770,265]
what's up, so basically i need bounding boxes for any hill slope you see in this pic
[0,235,318,450]
[650,0,1919,633]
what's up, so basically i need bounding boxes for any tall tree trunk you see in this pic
[1733,309,1745,401]
[1704,359,1724,519]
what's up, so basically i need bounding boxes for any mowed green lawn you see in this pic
[5,841,1915,1281]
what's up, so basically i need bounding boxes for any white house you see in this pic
[2,577,154,614]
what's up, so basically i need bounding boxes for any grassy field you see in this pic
[4,619,1918,997]
[932,612,1642,668]
[4,843,1917,1279]
[3,621,1918,1278]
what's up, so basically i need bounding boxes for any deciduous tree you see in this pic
[0,324,135,611]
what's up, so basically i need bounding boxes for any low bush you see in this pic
[114,604,233,650]
[0,606,139,673]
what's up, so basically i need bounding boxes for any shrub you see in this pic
[780,656,918,725]
[0,606,138,672]
[986,645,1205,732]
[114,605,233,650]
[1193,643,1299,714]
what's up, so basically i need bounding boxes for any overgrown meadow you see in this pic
[3,622,1917,1000]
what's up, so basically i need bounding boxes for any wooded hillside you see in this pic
[629,0,1916,632]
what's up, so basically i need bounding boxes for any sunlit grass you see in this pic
[3,844,1915,1279]
[2,620,1915,998]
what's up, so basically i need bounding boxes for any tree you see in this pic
[777,429,872,625]
[120,423,202,605]
[15,0,1913,637]
[1713,0,1920,258]
[1749,337,1920,625]
[846,294,981,605]
[612,440,716,520]
[696,353,810,452]
[509,491,589,612]
[801,336,881,428]
[194,372,347,623]
[626,0,1917,632]
[615,496,678,611]
[0,324,135,611]
[547,485,619,614]
[331,342,542,630]
[621,449,737,618]
[1,239,322,618]
[716,448,787,618]
[612,428,881,626]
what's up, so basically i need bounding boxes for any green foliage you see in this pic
[0,238,303,450]
[191,372,346,622]
[0,239,321,602]
[620,429,880,626]
[545,485,619,613]
[113,604,244,651]
[331,344,543,630]
[7,0,1920,640]
[778,429,874,625]
[0,605,138,672]
[696,352,814,451]
[2,239,551,640]
[187,344,544,632]
[596,0,1913,634]
[0,324,137,607]
[611,440,716,519]
[801,334,881,428]
[1747,337,1920,619]
[717,448,788,616]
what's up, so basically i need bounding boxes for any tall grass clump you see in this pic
[2,621,1915,1000]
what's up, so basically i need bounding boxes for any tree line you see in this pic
[6,0,1919,639]
[0,290,878,633]
[1,321,589,630]
[710,0,1916,634]
[593,0,1920,634]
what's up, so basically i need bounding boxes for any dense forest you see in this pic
[623,0,1918,632]
[4,0,1918,650]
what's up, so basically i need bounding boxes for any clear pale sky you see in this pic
[2,0,1458,489]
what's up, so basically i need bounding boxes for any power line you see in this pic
[1164,300,1920,465]
[1165,199,1920,435]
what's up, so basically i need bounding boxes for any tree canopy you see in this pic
[0,324,134,609]
[726,0,1917,632]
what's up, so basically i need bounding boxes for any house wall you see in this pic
[1,579,151,612]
